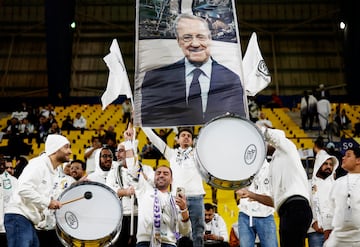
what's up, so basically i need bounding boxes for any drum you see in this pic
[55,181,123,247]
[195,114,266,190]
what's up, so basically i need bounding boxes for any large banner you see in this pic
[134,0,247,127]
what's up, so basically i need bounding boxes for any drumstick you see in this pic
[61,191,92,206]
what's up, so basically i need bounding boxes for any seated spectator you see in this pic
[334,108,351,130]
[204,203,229,247]
[73,112,87,131]
[4,118,31,158]
[256,112,274,128]
[48,122,62,135]
[39,103,56,119]
[19,117,35,142]
[69,159,86,181]
[61,115,74,131]
[3,117,20,139]
[35,114,50,146]
[140,137,162,160]
[10,109,28,122]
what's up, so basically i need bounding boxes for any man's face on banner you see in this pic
[176,18,211,65]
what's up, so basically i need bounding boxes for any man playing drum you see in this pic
[4,134,71,247]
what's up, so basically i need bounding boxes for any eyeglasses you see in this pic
[181,34,209,43]
[6,166,14,170]
[323,162,333,166]
[101,154,113,159]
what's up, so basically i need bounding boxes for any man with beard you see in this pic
[87,147,115,183]
[136,165,191,247]
[4,134,72,247]
[106,128,154,247]
[308,152,339,247]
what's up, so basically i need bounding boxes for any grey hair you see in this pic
[173,13,211,39]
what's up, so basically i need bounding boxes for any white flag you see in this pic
[242,32,271,96]
[101,39,133,110]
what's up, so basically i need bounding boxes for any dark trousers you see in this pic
[0,232,8,247]
[37,229,63,247]
[112,215,137,247]
[278,195,312,247]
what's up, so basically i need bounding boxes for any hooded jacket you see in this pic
[308,150,339,233]
[87,147,116,184]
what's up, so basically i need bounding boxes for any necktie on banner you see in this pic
[242,32,271,96]
[101,39,133,110]
[188,68,203,114]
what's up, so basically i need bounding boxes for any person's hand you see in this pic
[175,193,187,211]
[324,229,331,240]
[236,188,252,199]
[124,123,134,141]
[48,199,62,210]
[312,221,324,233]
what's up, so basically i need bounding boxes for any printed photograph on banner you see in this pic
[134,0,246,127]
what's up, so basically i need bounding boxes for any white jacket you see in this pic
[238,160,274,218]
[106,161,154,215]
[5,154,56,226]
[324,173,360,244]
[308,150,338,233]
[262,127,310,211]
[136,186,191,244]
[142,127,205,196]
[87,148,116,184]
[205,213,229,242]
[0,172,18,232]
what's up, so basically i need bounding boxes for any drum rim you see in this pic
[55,180,123,244]
[194,112,267,190]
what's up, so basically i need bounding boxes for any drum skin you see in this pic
[195,114,266,190]
[55,181,123,247]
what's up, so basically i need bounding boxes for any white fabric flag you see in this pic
[101,39,133,110]
[242,32,271,96]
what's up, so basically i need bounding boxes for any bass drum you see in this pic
[55,181,123,247]
[194,114,266,190]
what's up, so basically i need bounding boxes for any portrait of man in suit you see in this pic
[140,13,246,127]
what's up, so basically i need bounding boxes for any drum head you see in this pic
[195,114,266,189]
[55,181,122,245]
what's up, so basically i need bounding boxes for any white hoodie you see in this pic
[5,154,56,226]
[87,147,116,184]
[308,150,339,233]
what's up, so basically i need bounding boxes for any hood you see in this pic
[93,147,114,174]
[312,149,339,180]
